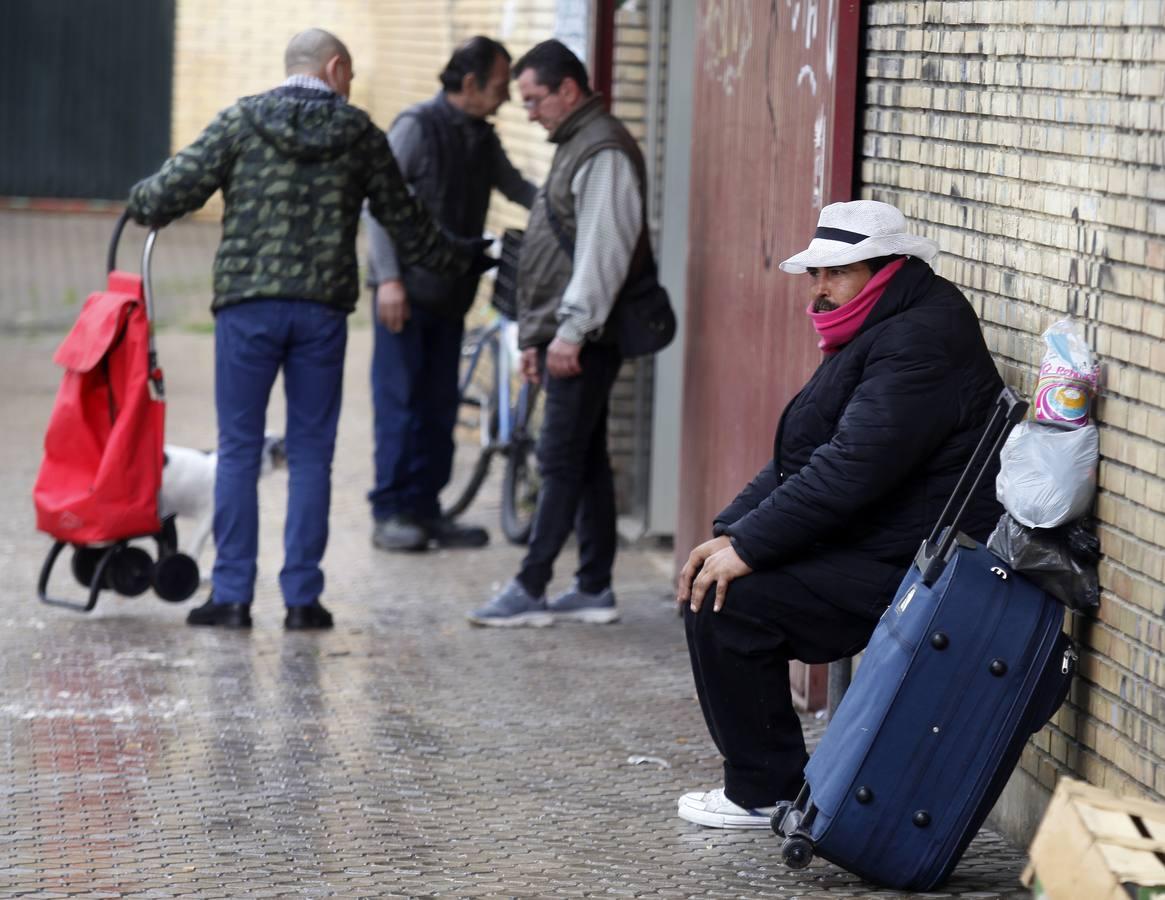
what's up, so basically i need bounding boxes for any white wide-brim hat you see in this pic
[778,200,940,274]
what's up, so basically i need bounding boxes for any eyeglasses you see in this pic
[521,89,558,111]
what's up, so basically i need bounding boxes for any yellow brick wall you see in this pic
[171,1,383,215]
[864,1,1165,802]
[170,0,660,247]
[607,2,666,515]
[171,1,558,220]
[370,1,561,236]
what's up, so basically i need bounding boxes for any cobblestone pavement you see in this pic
[0,213,1030,897]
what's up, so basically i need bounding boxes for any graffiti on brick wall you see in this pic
[702,0,754,96]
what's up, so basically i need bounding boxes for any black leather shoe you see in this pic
[285,601,334,630]
[186,598,252,628]
[426,517,489,549]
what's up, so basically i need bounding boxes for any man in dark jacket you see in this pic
[365,36,536,553]
[675,200,1004,828]
[128,28,479,631]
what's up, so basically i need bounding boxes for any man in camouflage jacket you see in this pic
[128,28,478,631]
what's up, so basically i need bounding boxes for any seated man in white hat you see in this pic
[675,199,1005,829]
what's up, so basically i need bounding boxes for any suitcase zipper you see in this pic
[1062,646,1078,675]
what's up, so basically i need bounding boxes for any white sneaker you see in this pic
[677,787,778,829]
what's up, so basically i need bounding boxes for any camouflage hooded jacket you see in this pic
[127,86,466,314]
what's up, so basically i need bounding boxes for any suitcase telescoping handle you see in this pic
[914,386,1029,586]
[107,209,163,397]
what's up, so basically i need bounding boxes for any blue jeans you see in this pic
[517,341,623,598]
[212,299,347,607]
[367,297,464,522]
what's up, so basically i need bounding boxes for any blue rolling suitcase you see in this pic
[771,388,1078,891]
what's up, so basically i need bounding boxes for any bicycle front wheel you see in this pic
[442,327,499,519]
[501,381,543,545]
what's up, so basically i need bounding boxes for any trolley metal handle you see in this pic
[107,209,164,397]
[106,209,160,326]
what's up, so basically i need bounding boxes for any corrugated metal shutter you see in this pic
[0,0,175,200]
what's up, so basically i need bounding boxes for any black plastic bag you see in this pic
[986,513,1100,613]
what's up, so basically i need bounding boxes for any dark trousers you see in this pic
[684,554,904,808]
[517,341,622,598]
[368,298,464,523]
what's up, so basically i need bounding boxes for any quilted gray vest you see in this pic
[517,94,650,348]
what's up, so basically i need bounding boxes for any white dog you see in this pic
[159,434,286,564]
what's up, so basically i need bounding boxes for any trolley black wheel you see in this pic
[500,382,542,545]
[780,835,814,869]
[106,545,154,597]
[71,546,108,588]
[153,552,200,602]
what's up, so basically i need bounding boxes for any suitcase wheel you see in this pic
[770,801,794,835]
[780,835,814,869]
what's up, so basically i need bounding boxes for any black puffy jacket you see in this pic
[715,258,1004,578]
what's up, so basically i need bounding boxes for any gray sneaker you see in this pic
[467,579,553,628]
[371,514,428,552]
[547,582,619,624]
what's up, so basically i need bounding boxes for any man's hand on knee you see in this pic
[686,541,753,614]
[676,535,731,608]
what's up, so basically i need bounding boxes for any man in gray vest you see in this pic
[366,37,536,553]
[468,39,651,627]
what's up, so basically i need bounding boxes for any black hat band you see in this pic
[814,226,867,244]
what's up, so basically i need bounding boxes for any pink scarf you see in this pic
[806,257,907,353]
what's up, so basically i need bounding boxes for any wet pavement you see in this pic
[0,212,1030,897]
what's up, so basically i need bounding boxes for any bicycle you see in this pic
[442,230,543,545]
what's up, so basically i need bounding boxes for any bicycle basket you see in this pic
[490,228,524,320]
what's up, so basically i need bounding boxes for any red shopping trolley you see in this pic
[33,212,199,612]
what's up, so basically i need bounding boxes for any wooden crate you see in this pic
[1023,778,1165,900]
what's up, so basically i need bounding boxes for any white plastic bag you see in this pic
[1034,319,1099,429]
[996,421,1099,528]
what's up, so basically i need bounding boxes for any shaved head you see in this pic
[285,28,349,76]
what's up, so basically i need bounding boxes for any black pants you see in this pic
[684,552,905,808]
[517,342,622,598]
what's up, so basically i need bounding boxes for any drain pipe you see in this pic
[592,0,616,110]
